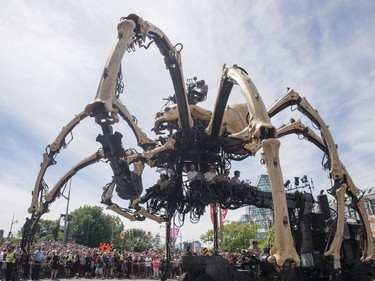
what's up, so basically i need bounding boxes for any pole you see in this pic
[180,229,182,253]
[111,224,113,244]
[212,203,219,255]
[219,204,224,252]
[63,179,72,245]
[8,213,18,238]
[162,220,171,281]
[165,221,171,261]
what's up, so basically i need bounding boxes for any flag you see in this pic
[170,228,180,241]
[210,204,228,225]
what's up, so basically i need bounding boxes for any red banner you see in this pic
[170,228,180,241]
[210,205,228,225]
[221,208,228,220]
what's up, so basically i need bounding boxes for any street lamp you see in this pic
[8,213,18,238]
[62,178,72,245]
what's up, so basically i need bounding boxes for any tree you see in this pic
[121,228,152,252]
[259,226,275,250]
[70,205,124,248]
[200,229,214,245]
[152,233,163,251]
[33,218,60,241]
[200,221,258,252]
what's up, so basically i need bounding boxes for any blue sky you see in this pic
[1,1,375,244]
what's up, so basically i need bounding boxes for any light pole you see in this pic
[85,220,91,246]
[179,229,182,252]
[62,179,72,245]
[8,213,18,238]
[110,223,114,244]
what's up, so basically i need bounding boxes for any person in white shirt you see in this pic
[204,165,217,184]
[230,170,242,186]
[0,248,6,280]
[187,164,198,183]
[144,256,152,278]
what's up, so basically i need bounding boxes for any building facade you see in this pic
[238,174,274,239]
[238,175,375,239]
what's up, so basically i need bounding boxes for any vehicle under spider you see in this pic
[21,13,374,281]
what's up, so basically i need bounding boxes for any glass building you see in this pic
[238,174,273,238]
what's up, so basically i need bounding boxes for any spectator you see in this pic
[31,246,44,281]
[187,164,198,183]
[102,252,109,278]
[73,251,81,278]
[144,255,152,278]
[204,165,217,184]
[113,251,121,278]
[79,251,85,278]
[186,245,193,256]
[120,251,127,277]
[50,251,60,280]
[65,250,74,278]
[21,253,31,280]
[171,256,181,278]
[95,256,104,279]
[248,240,261,259]
[83,251,93,279]
[0,247,6,280]
[108,252,115,278]
[125,253,132,279]
[4,244,16,281]
[152,257,160,278]
[132,254,139,279]
[139,255,145,278]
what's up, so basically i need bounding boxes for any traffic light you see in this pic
[120,231,125,240]
[147,231,152,239]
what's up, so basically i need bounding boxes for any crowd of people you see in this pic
[0,167,260,281]
[0,239,264,281]
[0,241,184,281]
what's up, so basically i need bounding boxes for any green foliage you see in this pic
[151,233,163,251]
[121,228,152,252]
[200,229,214,244]
[259,226,275,250]
[33,218,60,241]
[22,206,161,252]
[70,205,124,248]
[38,234,55,241]
[24,205,125,248]
[200,221,258,252]
[222,221,257,252]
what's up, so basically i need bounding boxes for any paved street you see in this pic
[49,279,179,281]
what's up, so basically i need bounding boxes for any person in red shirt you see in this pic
[152,257,160,278]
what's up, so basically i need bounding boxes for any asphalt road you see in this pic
[49,277,178,281]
